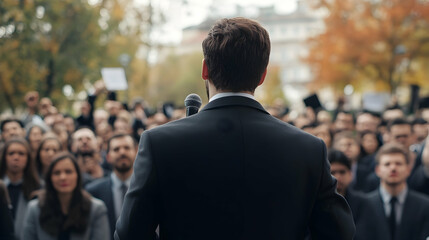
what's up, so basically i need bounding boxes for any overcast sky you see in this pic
[151,0,298,44]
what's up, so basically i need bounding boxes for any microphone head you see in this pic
[184,93,202,109]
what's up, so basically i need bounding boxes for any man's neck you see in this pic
[381,182,407,197]
[207,80,254,100]
[114,169,133,182]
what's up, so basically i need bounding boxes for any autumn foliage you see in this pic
[306,0,429,94]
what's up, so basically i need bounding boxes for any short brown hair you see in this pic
[333,131,358,146]
[202,17,271,92]
[375,143,408,165]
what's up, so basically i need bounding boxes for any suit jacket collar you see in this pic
[201,96,269,115]
[373,189,414,240]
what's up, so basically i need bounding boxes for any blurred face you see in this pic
[389,124,413,149]
[28,127,43,151]
[2,122,24,141]
[108,136,136,173]
[114,119,131,134]
[63,117,75,135]
[317,111,332,125]
[80,102,90,115]
[376,153,410,186]
[383,109,404,122]
[39,98,52,117]
[72,129,97,154]
[356,114,378,133]
[51,158,78,194]
[6,143,28,175]
[413,124,428,143]
[335,138,360,162]
[334,113,354,132]
[94,110,108,126]
[25,92,39,109]
[96,122,112,142]
[422,109,429,122]
[314,125,332,147]
[330,163,352,194]
[362,133,379,155]
[40,139,61,169]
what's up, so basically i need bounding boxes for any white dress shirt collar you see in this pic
[209,92,255,102]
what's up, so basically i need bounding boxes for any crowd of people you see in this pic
[0,81,429,239]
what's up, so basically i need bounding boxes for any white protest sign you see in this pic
[101,68,128,91]
[362,92,390,112]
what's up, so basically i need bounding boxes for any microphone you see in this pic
[184,93,202,117]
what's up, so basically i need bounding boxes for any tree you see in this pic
[0,0,164,113]
[306,0,429,94]
[255,66,287,106]
[149,51,207,106]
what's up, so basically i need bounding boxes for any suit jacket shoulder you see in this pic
[116,96,355,240]
[86,177,116,240]
[86,177,111,196]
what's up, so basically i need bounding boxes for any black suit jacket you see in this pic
[350,155,375,192]
[86,177,116,240]
[115,96,355,240]
[360,188,429,240]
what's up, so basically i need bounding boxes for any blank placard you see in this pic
[101,68,128,91]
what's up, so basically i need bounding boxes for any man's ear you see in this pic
[258,68,267,86]
[202,59,209,80]
[375,165,380,178]
[106,153,112,164]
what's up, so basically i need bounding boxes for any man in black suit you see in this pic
[87,133,137,239]
[115,17,355,240]
[362,143,429,240]
[333,131,374,192]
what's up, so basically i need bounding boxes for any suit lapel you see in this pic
[372,191,392,240]
[201,96,269,115]
[396,192,413,240]
[106,178,117,234]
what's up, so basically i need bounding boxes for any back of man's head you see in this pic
[202,17,271,92]
[387,118,411,132]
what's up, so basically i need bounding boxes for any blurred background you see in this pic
[1,0,429,116]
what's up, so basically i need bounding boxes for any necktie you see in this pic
[389,197,397,240]
[120,183,128,206]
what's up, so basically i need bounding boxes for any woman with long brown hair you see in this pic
[23,152,109,240]
[0,138,41,239]
[35,135,62,181]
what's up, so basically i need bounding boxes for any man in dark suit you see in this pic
[115,17,355,240]
[328,150,367,220]
[361,143,429,240]
[333,131,374,192]
[87,134,137,239]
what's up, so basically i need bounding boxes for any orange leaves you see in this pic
[306,0,429,93]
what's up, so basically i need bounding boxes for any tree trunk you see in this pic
[45,58,55,97]
[0,76,16,113]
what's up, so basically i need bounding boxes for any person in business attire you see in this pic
[86,134,137,239]
[0,179,15,240]
[115,17,354,240]
[408,137,429,196]
[71,127,106,183]
[22,152,110,240]
[361,143,429,240]
[365,118,422,193]
[328,150,376,240]
[333,131,374,192]
[35,135,63,182]
[0,138,41,240]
